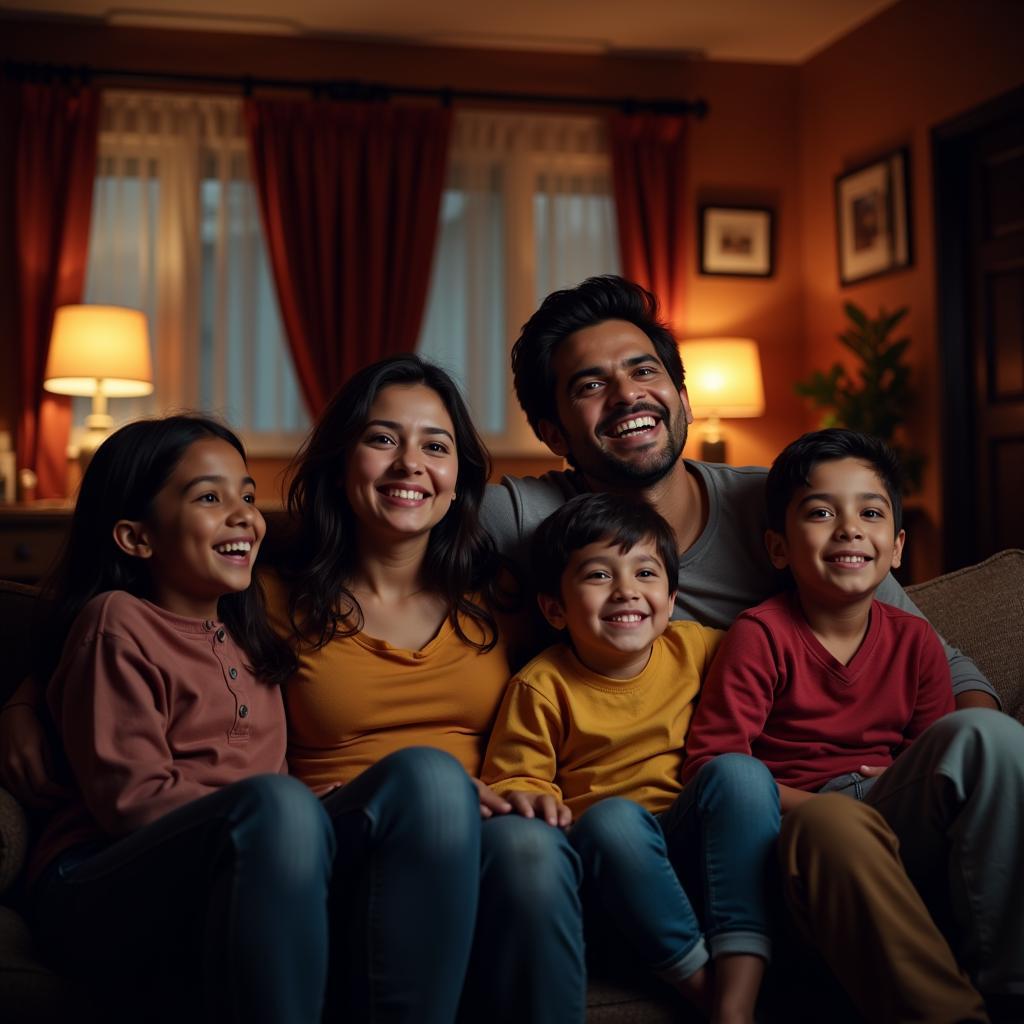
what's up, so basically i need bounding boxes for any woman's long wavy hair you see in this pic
[282,354,499,652]
[34,416,297,686]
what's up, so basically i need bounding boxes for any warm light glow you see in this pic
[44,305,154,398]
[678,338,765,418]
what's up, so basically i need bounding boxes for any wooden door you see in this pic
[969,112,1024,558]
[935,87,1024,569]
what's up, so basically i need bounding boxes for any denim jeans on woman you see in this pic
[323,745,585,1024]
[570,753,780,986]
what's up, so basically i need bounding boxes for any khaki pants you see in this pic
[779,794,987,1023]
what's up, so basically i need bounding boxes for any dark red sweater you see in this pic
[682,592,954,791]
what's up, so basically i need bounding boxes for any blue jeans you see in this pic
[33,773,335,1024]
[462,813,585,1023]
[327,748,586,1024]
[570,754,779,986]
[322,746,482,1023]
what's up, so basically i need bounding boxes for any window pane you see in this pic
[83,92,310,457]
[418,176,507,435]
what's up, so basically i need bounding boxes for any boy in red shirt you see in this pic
[684,428,1022,1021]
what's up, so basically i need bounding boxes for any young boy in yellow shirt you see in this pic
[482,493,779,1024]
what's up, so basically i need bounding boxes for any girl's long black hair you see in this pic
[35,415,297,685]
[281,354,500,652]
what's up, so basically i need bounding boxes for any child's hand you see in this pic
[471,778,513,819]
[506,790,572,828]
[858,765,889,778]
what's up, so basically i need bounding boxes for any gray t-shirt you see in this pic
[481,459,998,702]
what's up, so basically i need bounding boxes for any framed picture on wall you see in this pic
[699,205,773,277]
[835,148,912,286]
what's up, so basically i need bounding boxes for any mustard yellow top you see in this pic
[481,620,723,816]
[264,574,511,793]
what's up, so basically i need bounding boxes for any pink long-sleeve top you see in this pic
[30,591,287,882]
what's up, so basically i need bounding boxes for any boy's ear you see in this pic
[764,529,789,570]
[113,520,154,560]
[538,419,569,459]
[890,528,906,570]
[537,592,567,631]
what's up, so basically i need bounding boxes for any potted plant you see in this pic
[795,302,924,491]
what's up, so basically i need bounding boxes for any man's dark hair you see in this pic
[765,428,904,535]
[511,275,684,440]
[532,493,678,600]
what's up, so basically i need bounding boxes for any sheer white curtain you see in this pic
[83,91,308,454]
[417,110,620,453]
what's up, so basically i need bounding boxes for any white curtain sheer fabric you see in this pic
[417,110,620,453]
[83,91,308,454]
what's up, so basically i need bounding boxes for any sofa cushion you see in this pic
[907,549,1024,722]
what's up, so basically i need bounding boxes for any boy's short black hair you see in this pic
[511,275,684,440]
[532,493,679,599]
[765,428,904,535]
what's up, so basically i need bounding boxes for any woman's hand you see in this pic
[505,790,572,828]
[0,702,71,808]
[471,777,513,819]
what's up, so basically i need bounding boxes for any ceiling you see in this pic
[4,0,899,63]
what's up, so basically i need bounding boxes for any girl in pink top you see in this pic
[28,416,333,1024]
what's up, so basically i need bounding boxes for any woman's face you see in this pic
[345,383,458,543]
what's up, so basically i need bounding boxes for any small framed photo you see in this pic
[835,148,912,286]
[699,205,773,277]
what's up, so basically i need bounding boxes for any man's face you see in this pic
[540,319,692,489]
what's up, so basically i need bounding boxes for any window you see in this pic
[83,92,308,455]
[417,111,620,453]
[83,100,619,457]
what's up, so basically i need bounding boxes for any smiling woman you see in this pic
[267,353,586,1023]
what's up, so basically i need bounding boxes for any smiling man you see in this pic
[481,275,1024,1022]
[484,275,996,705]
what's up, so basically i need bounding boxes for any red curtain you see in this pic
[244,99,452,416]
[609,113,688,331]
[13,82,99,499]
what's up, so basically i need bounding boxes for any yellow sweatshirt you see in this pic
[481,620,722,816]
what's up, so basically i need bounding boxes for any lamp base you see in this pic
[700,438,727,464]
[77,412,114,474]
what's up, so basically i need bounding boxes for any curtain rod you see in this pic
[4,60,709,118]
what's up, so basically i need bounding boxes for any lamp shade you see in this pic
[44,305,154,398]
[679,338,765,418]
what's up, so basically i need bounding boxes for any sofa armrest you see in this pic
[907,549,1024,722]
[0,786,29,896]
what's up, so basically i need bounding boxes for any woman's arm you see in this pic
[0,676,72,807]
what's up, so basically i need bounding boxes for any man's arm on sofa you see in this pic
[876,574,1001,707]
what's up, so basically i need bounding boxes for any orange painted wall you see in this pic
[797,0,1024,577]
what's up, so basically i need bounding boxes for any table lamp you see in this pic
[43,305,154,469]
[678,338,765,463]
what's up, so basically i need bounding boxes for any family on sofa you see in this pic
[1,276,1021,1023]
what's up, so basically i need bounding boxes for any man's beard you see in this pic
[584,403,688,490]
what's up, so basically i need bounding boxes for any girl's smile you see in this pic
[123,438,264,620]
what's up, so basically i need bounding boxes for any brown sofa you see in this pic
[1,550,1022,1022]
